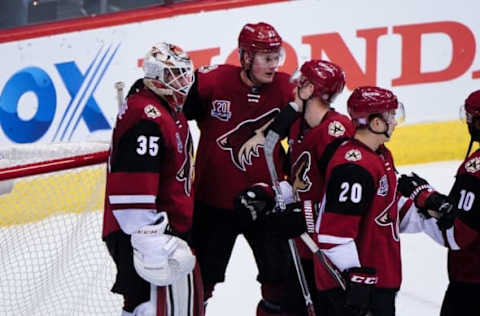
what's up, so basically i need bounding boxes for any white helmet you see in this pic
[143,42,194,111]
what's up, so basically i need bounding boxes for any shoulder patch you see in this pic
[145,105,161,119]
[377,174,389,196]
[198,65,218,73]
[345,149,362,162]
[328,121,346,137]
[211,100,232,121]
[465,157,480,173]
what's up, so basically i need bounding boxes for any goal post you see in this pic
[0,142,123,315]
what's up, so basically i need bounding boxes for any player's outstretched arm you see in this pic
[398,172,457,230]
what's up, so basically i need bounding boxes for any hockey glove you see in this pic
[343,267,377,316]
[398,173,456,230]
[398,172,433,207]
[234,183,276,229]
[266,201,307,239]
[423,192,457,231]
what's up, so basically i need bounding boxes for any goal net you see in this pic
[0,142,123,315]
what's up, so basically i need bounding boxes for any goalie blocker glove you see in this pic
[131,213,195,286]
[398,172,457,230]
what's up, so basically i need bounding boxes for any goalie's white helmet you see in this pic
[143,42,194,111]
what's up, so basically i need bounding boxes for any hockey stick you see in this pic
[265,130,376,316]
[265,128,348,286]
[263,130,317,316]
[114,81,125,109]
[265,130,347,291]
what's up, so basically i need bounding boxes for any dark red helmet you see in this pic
[299,60,345,103]
[464,90,480,142]
[238,22,282,54]
[347,86,399,127]
[465,90,480,118]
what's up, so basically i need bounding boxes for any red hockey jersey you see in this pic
[316,139,402,290]
[103,87,194,238]
[183,64,294,210]
[288,110,354,258]
[446,149,480,283]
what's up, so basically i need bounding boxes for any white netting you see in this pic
[0,141,110,168]
[0,142,122,315]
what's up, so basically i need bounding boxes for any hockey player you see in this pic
[266,59,354,314]
[182,22,296,315]
[397,89,480,316]
[309,86,408,316]
[284,60,354,315]
[103,43,204,316]
[238,86,414,315]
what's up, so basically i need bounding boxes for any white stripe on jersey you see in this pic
[322,241,361,272]
[446,227,460,250]
[109,194,156,204]
[113,209,163,234]
[318,234,353,245]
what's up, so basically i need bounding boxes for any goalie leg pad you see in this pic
[156,264,204,316]
[165,272,195,316]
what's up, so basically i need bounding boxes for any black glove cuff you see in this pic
[267,202,307,239]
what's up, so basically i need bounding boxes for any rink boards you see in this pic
[0,0,479,165]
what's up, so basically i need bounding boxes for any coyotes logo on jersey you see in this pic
[291,151,312,197]
[465,156,480,173]
[176,132,194,196]
[374,194,400,241]
[216,108,279,171]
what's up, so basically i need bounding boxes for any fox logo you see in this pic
[176,132,194,196]
[216,108,279,171]
[291,151,312,197]
[375,202,399,241]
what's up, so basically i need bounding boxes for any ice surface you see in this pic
[206,160,462,316]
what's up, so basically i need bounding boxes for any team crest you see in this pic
[145,105,161,119]
[328,121,346,137]
[345,149,362,162]
[176,133,194,196]
[292,152,312,196]
[465,157,480,173]
[211,100,232,121]
[217,108,280,171]
[198,65,218,73]
[375,202,400,242]
[377,175,389,196]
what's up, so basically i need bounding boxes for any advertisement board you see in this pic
[1,0,478,163]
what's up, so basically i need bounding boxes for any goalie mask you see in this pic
[143,42,194,111]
